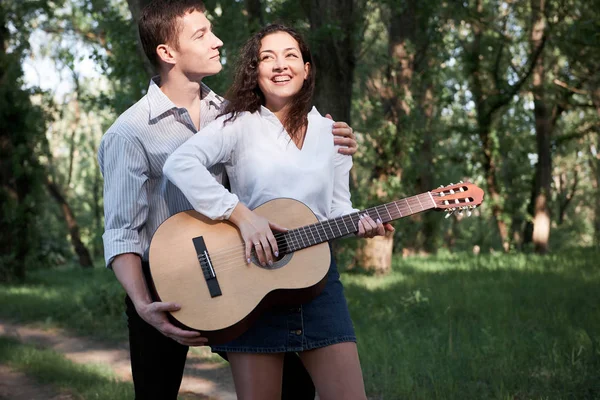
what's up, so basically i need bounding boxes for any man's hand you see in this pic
[112,253,208,346]
[326,114,357,155]
[136,301,209,347]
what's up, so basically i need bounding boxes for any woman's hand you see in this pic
[357,214,395,238]
[228,203,287,266]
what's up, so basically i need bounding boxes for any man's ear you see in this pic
[156,44,177,66]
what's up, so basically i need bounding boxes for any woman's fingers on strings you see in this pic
[376,218,386,236]
[259,236,272,265]
[267,231,279,259]
[362,214,378,238]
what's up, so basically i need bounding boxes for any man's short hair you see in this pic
[139,0,206,70]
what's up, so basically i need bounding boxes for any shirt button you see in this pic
[295,329,302,336]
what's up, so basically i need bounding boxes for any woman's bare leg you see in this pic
[227,352,285,400]
[299,342,367,400]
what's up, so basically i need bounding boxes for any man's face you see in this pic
[171,11,223,79]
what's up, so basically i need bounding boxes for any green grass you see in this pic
[0,267,126,342]
[0,336,133,399]
[1,249,599,399]
[344,248,600,399]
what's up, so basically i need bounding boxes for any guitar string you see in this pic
[182,192,474,275]
[157,191,472,285]
[194,209,381,264]
[191,198,431,262]
[191,200,432,272]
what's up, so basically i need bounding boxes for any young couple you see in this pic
[99,0,392,399]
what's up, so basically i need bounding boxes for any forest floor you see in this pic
[0,319,236,400]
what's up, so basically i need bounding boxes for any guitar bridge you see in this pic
[192,236,222,298]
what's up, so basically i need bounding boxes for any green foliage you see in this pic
[0,1,60,281]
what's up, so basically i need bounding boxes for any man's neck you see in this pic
[159,73,203,111]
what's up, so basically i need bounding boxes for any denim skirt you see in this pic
[210,255,356,353]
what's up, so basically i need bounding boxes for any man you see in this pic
[98,1,357,398]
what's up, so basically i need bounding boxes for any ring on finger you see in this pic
[254,242,261,247]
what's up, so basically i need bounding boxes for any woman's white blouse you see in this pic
[163,106,357,222]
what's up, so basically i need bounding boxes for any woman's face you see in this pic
[257,32,310,112]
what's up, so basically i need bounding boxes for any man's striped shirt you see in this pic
[98,77,224,266]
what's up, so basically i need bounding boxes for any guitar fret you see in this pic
[314,224,323,242]
[416,195,424,210]
[373,206,382,222]
[405,198,412,213]
[394,201,403,217]
[349,213,358,231]
[306,224,317,246]
[333,218,343,237]
[325,220,335,240]
[384,204,393,221]
[340,215,350,234]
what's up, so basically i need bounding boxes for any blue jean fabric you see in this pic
[211,254,356,353]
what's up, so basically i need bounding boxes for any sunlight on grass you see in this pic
[342,248,600,399]
[1,250,599,399]
[0,336,133,399]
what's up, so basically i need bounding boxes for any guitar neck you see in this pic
[278,192,437,254]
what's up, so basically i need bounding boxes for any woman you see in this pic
[164,24,390,400]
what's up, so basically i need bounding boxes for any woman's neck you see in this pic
[266,101,290,125]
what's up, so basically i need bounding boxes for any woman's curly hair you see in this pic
[220,24,316,141]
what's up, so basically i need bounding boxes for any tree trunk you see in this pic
[306,0,361,124]
[418,83,439,254]
[45,178,93,268]
[0,6,30,281]
[591,88,600,248]
[125,0,156,78]
[530,0,551,254]
[355,236,394,274]
[245,0,264,33]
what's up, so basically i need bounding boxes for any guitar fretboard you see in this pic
[276,192,436,254]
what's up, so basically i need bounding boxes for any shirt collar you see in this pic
[147,76,178,121]
[147,76,224,121]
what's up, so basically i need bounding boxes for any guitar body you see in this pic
[148,198,331,345]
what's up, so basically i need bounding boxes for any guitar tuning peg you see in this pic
[445,210,454,219]
[459,180,464,183]
[449,189,455,194]
[466,210,472,217]
[439,185,444,188]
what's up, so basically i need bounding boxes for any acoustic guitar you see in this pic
[148,182,484,344]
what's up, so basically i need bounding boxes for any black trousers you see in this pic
[125,296,316,399]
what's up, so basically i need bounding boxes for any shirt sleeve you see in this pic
[163,117,240,220]
[98,133,149,267]
[330,146,360,219]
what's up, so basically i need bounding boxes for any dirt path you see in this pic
[0,320,236,400]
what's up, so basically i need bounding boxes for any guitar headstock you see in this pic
[430,182,484,218]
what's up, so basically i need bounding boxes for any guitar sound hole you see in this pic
[251,251,293,270]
